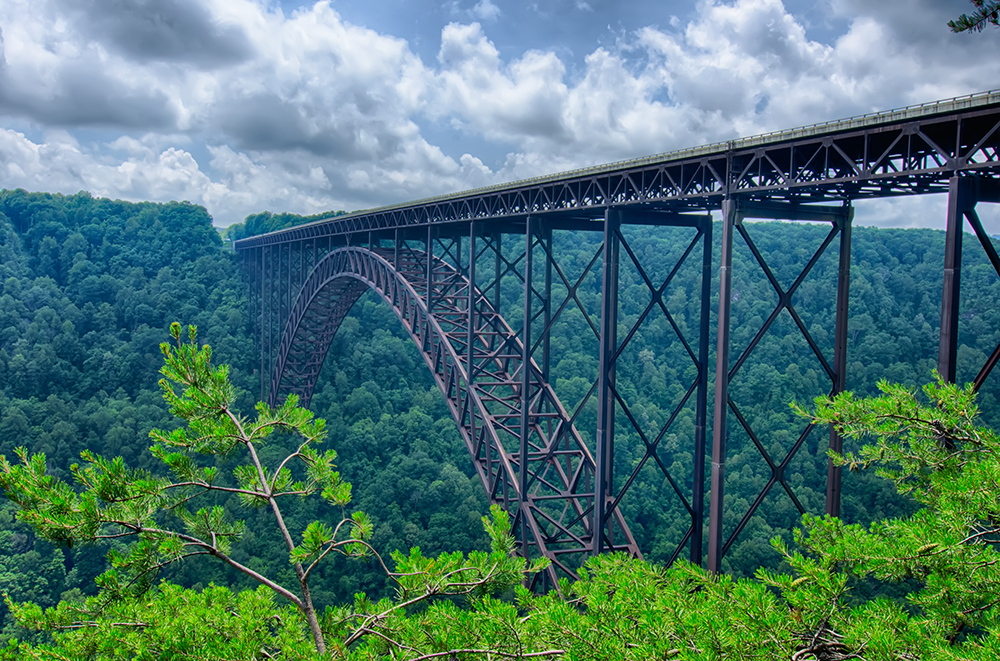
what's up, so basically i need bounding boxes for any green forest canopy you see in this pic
[5,340,1000,659]
[3,189,1000,657]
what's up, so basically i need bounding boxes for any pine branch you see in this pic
[949,0,1000,32]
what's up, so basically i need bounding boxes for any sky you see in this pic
[0,0,999,229]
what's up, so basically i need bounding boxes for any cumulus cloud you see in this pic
[436,23,569,143]
[0,0,996,226]
[472,0,501,21]
[430,0,1000,178]
[54,0,254,67]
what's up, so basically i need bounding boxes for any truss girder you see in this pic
[707,200,854,572]
[235,94,1000,251]
[269,246,639,585]
[235,91,1000,576]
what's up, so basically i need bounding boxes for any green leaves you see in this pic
[177,506,244,554]
[949,0,1000,32]
[290,521,334,565]
[793,378,1000,652]
[0,323,375,655]
[4,583,317,661]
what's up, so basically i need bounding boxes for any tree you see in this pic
[0,324,541,658]
[793,378,1000,649]
[10,360,1000,658]
[481,378,1000,661]
[949,0,1000,32]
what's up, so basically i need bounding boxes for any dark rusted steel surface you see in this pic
[238,91,1000,573]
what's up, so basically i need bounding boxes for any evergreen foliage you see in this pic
[0,189,492,637]
[7,376,1000,659]
[949,0,1000,32]
[6,188,1000,657]
[0,324,543,657]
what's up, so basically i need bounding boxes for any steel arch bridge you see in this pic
[236,90,1000,580]
[272,244,638,584]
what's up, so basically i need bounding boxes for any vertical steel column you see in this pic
[268,245,275,406]
[939,177,974,383]
[494,234,503,313]
[520,216,535,548]
[468,223,478,382]
[691,213,713,564]
[468,221,478,461]
[541,224,553,382]
[427,225,434,315]
[285,244,291,345]
[826,207,853,517]
[394,229,401,269]
[259,246,266,403]
[495,231,507,512]
[708,199,738,573]
[594,208,621,555]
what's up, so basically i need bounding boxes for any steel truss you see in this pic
[237,91,1000,574]
[519,213,714,565]
[939,176,1000,389]
[236,91,1000,250]
[268,241,642,586]
[255,208,716,579]
[708,200,853,571]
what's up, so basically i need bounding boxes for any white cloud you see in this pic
[429,0,1000,180]
[472,0,501,21]
[854,196,1000,236]
[0,0,996,226]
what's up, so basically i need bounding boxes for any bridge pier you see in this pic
[826,211,853,519]
[939,176,1000,389]
[588,209,714,565]
[708,200,854,573]
[594,209,620,556]
[236,93,1000,579]
[708,199,736,574]
[520,216,536,560]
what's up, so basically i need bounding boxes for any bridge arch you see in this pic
[270,245,638,583]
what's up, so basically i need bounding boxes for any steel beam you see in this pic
[493,233,503,312]
[267,245,274,405]
[259,246,266,403]
[519,216,535,551]
[236,93,1000,251]
[541,224,553,382]
[468,222,478,385]
[692,213,712,564]
[708,199,737,573]
[594,208,621,555]
[427,225,434,316]
[965,184,1000,391]
[939,177,974,383]
[826,206,853,517]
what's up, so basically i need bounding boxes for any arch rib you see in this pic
[271,246,639,583]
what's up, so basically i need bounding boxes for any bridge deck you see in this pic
[233,90,1000,574]
[235,89,1000,249]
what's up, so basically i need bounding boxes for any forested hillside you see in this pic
[0,190,486,640]
[3,188,1000,644]
[221,209,347,245]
